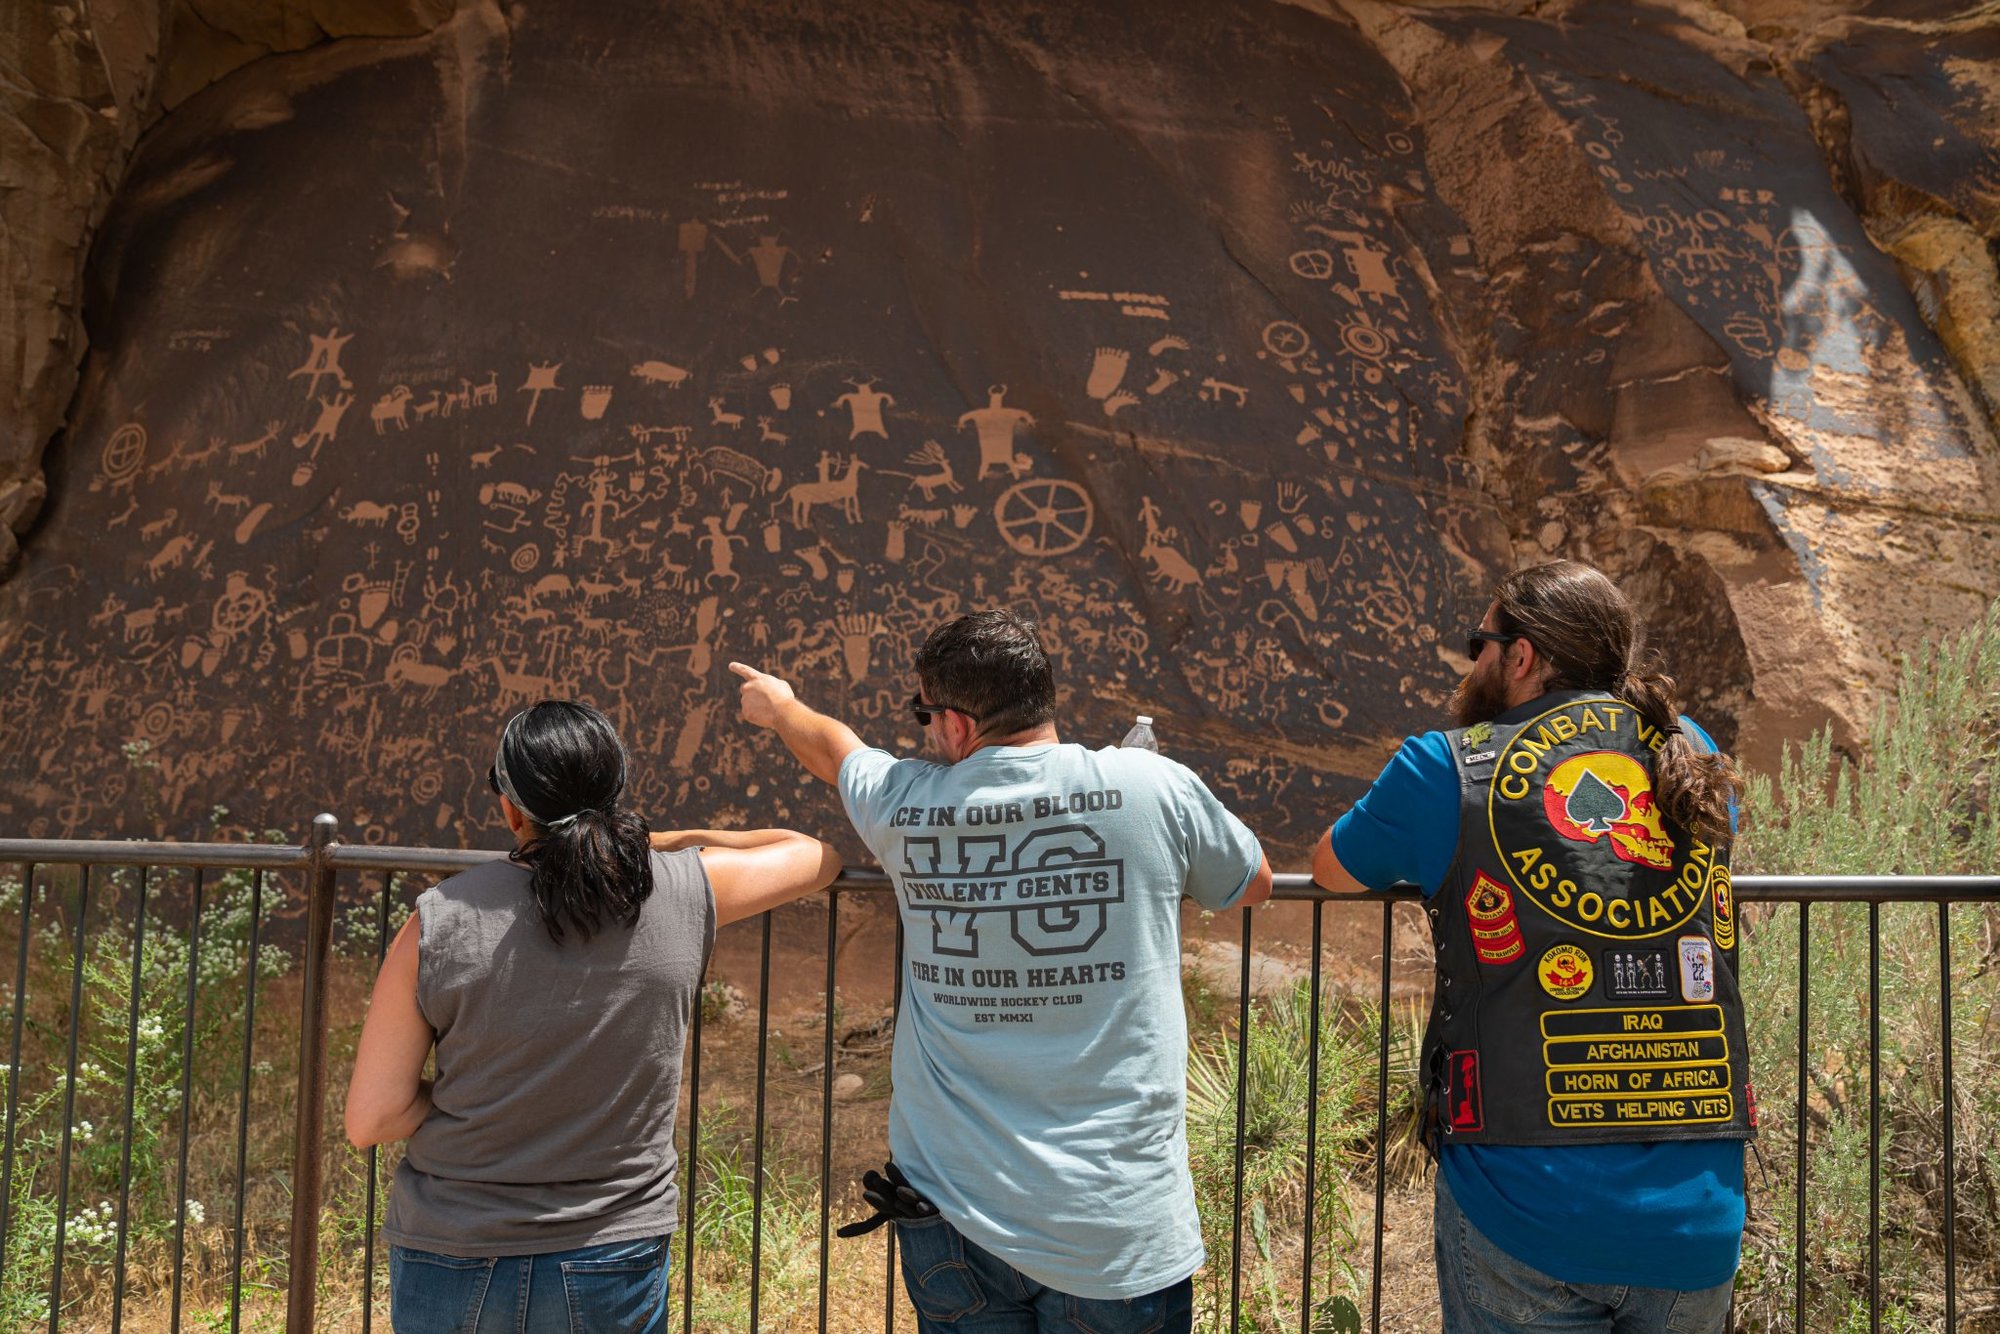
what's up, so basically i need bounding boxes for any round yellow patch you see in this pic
[1538,943,1595,1002]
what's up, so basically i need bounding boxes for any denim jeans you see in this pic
[388,1234,668,1334]
[1433,1174,1733,1333]
[896,1214,1193,1333]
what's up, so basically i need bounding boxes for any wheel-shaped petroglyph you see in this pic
[102,423,147,482]
[994,479,1093,557]
[1260,321,1311,359]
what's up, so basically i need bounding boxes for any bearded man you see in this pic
[1313,560,1751,1333]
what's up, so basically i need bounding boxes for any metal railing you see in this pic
[0,823,1993,1332]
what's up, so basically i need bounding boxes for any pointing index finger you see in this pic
[727,661,763,681]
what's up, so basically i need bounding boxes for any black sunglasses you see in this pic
[909,692,981,727]
[1466,630,1520,661]
[487,763,502,795]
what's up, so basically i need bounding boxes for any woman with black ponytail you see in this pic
[345,700,840,1333]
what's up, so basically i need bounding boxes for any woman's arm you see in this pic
[344,912,437,1149]
[653,827,819,852]
[696,831,844,927]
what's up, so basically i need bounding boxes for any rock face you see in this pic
[1,0,1995,852]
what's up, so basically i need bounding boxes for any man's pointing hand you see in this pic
[729,661,797,731]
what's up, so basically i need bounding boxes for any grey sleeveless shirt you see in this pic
[382,849,714,1256]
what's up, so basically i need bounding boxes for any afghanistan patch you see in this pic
[1538,943,1594,1001]
[1603,948,1671,999]
[1678,935,1715,1002]
[1465,872,1525,965]
[1446,1051,1483,1132]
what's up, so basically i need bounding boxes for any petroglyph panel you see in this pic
[0,0,1510,852]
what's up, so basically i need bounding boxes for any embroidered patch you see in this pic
[1462,722,1494,748]
[1678,935,1715,1002]
[1711,866,1736,951]
[1447,1050,1483,1132]
[1602,948,1671,999]
[1538,943,1594,1001]
[1465,871,1525,965]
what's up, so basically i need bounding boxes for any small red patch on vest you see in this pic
[1745,1080,1758,1129]
[1448,1051,1483,1132]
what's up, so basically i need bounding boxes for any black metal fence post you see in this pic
[286,815,341,1334]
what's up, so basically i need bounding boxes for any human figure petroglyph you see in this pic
[745,234,799,301]
[877,441,961,500]
[287,327,355,398]
[958,386,1036,479]
[783,455,866,526]
[834,379,894,439]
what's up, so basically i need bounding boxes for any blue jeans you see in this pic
[389,1234,668,1334]
[1433,1175,1732,1333]
[896,1214,1192,1333]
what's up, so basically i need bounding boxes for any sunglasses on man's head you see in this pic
[1466,630,1520,661]
[908,693,980,727]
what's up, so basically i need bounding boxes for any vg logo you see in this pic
[899,825,1126,959]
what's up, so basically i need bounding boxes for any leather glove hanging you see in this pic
[836,1160,939,1237]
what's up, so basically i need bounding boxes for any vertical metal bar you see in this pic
[287,815,341,1334]
[1794,901,1808,1334]
[229,869,267,1334]
[1298,898,1324,1334]
[1371,901,1391,1334]
[681,939,706,1334]
[817,891,839,1334]
[1938,899,1956,1332]
[885,915,903,1334]
[1868,900,1880,1334]
[111,867,151,1332]
[363,871,393,1334]
[49,864,92,1333]
[1230,908,1252,1334]
[171,869,207,1334]
[0,861,37,1290]
[750,912,773,1331]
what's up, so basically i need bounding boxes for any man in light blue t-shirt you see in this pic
[730,610,1270,1332]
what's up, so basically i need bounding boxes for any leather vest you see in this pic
[1420,691,1755,1148]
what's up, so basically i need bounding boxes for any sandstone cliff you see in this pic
[1,0,1994,850]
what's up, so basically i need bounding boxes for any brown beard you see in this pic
[1451,664,1512,729]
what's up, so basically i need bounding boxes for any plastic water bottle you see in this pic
[1120,714,1159,752]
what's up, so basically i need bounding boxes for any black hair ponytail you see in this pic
[493,700,654,942]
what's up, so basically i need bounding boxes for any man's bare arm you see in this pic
[1310,827,1369,894]
[729,661,866,785]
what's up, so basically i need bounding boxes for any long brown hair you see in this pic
[1492,561,1741,841]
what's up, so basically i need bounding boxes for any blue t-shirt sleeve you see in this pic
[1329,732,1460,897]
[1167,761,1265,911]
[838,748,909,846]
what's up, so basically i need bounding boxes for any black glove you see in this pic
[835,1160,938,1237]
